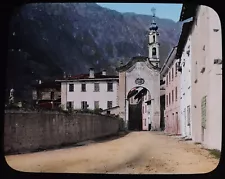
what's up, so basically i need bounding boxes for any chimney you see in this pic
[102,69,106,76]
[89,68,94,78]
[63,72,66,79]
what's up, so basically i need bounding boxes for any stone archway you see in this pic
[116,56,161,131]
[127,86,152,131]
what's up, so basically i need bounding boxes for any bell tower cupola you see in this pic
[148,7,160,67]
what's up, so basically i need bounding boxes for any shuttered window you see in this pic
[201,96,207,129]
[187,105,190,126]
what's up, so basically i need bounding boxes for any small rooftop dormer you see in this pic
[102,69,106,76]
[89,68,94,78]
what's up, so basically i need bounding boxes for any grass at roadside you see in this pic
[207,149,221,159]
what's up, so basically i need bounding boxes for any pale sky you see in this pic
[97,3,182,22]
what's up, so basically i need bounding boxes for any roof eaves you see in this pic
[175,21,193,59]
[160,46,177,75]
[179,3,198,22]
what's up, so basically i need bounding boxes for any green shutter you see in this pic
[201,96,207,129]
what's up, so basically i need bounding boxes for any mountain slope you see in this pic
[7,3,182,101]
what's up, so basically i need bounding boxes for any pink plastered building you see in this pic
[161,47,181,135]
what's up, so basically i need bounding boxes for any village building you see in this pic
[32,80,61,109]
[56,69,119,111]
[176,21,193,139]
[160,46,181,135]
[116,8,161,131]
[179,4,222,150]
[159,79,166,130]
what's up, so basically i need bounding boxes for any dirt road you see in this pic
[5,131,219,174]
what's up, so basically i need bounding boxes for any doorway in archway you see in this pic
[128,98,142,131]
[127,86,151,131]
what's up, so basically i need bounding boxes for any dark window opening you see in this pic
[166,75,168,86]
[94,83,99,92]
[172,67,174,80]
[51,91,54,100]
[166,95,168,106]
[107,82,113,92]
[94,101,99,109]
[81,101,88,110]
[169,72,171,82]
[69,84,74,92]
[175,63,178,76]
[67,101,73,109]
[175,87,178,101]
[107,101,112,109]
[81,83,86,92]
[152,47,157,57]
[169,93,171,105]
[172,90,174,103]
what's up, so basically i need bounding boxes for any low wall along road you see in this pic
[4,110,121,154]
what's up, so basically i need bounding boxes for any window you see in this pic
[145,105,147,113]
[144,118,146,126]
[172,90,174,103]
[107,101,112,109]
[94,83,100,92]
[175,63,178,76]
[81,83,86,92]
[175,87,177,101]
[153,35,155,42]
[166,95,168,106]
[69,84,74,92]
[169,72,171,82]
[51,91,54,100]
[172,67,174,80]
[184,108,186,125]
[94,101,99,109]
[166,75,168,86]
[81,101,88,110]
[107,82,113,92]
[201,96,207,129]
[169,93,171,105]
[187,105,191,126]
[143,106,144,114]
[152,47,156,57]
[66,101,74,109]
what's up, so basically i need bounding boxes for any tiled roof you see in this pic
[32,81,61,89]
[116,56,160,72]
[57,72,118,80]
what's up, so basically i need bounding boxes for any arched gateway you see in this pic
[116,57,161,131]
[116,8,161,131]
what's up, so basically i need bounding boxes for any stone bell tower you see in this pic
[148,7,160,67]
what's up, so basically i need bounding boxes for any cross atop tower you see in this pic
[151,7,156,17]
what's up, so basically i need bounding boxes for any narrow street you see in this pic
[5,131,219,174]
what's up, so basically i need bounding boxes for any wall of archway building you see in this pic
[117,56,161,131]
